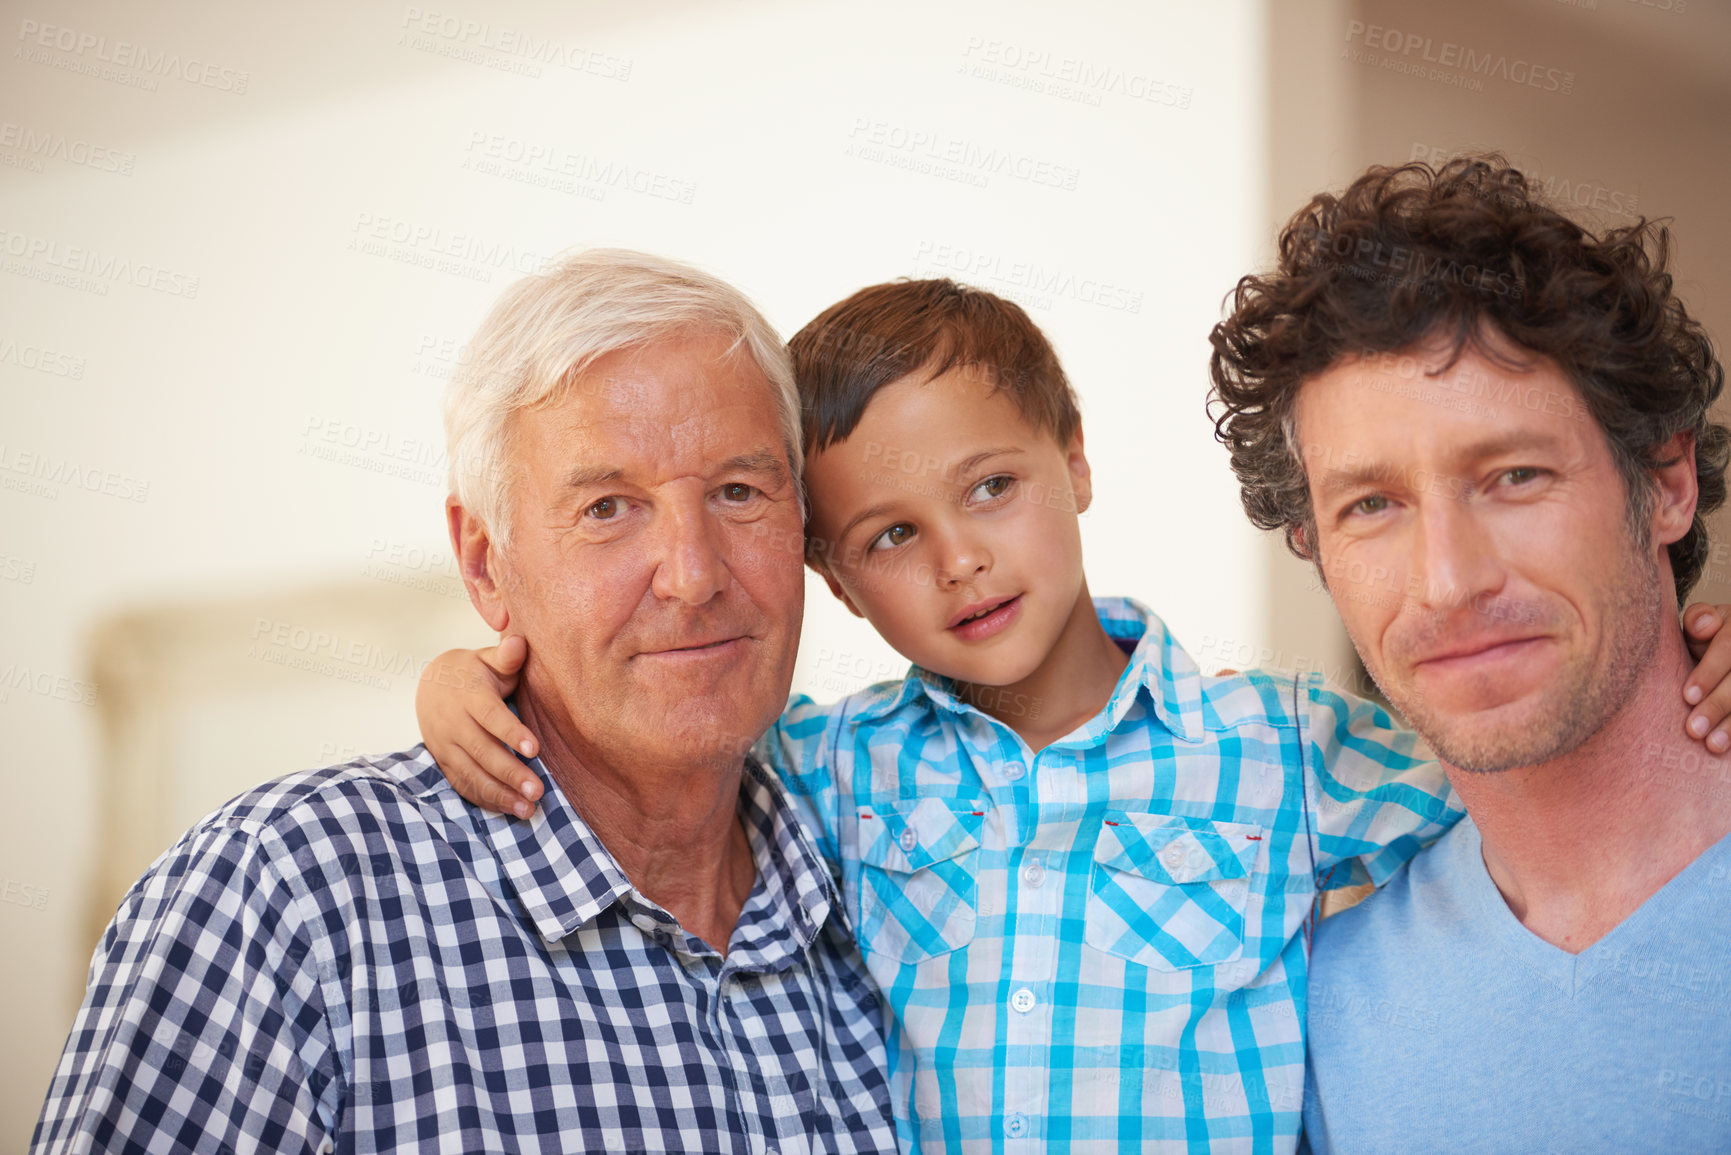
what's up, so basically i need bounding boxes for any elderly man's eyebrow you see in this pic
[717,450,791,484]
[562,465,624,492]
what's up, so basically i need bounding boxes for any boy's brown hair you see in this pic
[789,279,1081,454]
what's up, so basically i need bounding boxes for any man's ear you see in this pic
[1065,428,1094,515]
[447,496,511,632]
[1650,431,1700,550]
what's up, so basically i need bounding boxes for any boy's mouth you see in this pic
[948,595,1023,640]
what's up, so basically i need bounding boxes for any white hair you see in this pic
[443,248,801,548]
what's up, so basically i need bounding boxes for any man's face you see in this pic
[489,329,805,768]
[1295,337,1678,773]
[802,369,1091,688]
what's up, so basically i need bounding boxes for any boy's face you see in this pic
[803,368,1091,686]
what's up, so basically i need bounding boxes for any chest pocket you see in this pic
[1085,811,1264,971]
[856,796,985,963]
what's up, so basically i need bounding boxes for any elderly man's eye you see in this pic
[721,483,758,502]
[588,497,621,520]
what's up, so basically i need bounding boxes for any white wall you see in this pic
[0,0,1271,1141]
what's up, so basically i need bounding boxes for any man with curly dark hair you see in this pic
[1211,155,1731,1151]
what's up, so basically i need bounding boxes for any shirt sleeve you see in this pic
[1302,672,1466,889]
[32,823,341,1154]
[756,693,849,872]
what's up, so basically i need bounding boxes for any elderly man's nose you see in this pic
[652,508,729,604]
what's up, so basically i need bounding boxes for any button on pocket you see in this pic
[856,797,986,963]
[1085,811,1264,971]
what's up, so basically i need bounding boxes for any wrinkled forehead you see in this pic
[514,338,789,480]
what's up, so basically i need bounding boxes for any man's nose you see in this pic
[1410,497,1505,611]
[650,501,730,605]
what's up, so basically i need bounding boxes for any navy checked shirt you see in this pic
[33,746,899,1154]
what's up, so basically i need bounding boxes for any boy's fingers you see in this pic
[456,730,541,803]
[491,634,529,674]
[1683,604,1731,706]
[439,747,534,818]
[477,697,540,766]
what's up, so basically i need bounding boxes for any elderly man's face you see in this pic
[484,329,805,769]
[1295,335,1693,773]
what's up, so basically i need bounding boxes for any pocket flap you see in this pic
[1093,811,1264,884]
[857,796,986,873]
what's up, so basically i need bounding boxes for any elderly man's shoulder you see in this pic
[128,745,480,902]
[201,744,467,839]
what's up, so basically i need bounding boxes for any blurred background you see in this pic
[2,0,1727,1142]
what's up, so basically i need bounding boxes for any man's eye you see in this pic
[588,497,621,520]
[1502,467,1540,486]
[721,483,758,502]
[870,523,916,551]
[1349,495,1389,517]
[971,475,1014,502]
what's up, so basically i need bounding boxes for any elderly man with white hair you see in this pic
[32,251,900,1154]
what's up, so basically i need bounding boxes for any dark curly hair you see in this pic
[1208,154,1727,601]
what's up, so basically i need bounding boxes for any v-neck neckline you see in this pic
[1454,815,1731,996]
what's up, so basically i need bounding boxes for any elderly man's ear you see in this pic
[448,497,512,633]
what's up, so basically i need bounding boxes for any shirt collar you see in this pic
[851,596,1205,744]
[462,731,841,951]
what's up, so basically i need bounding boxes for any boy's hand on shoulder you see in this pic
[1670,602,1731,753]
[415,636,543,817]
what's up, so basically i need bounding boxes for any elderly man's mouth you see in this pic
[637,636,751,660]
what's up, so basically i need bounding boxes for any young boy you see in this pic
[417,278,1731,1153]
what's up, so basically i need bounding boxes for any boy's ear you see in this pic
[1065,428,1094,516]
[806,555,867,619]
[448,497,512,633]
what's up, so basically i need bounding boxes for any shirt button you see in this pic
[1162,844,1187,870]
[318,1141,335,1155]
[1010,987,1036,1014]
[899,827,918,852]
[1022,859,1045,887]
[1002,763,1026,781]
[1005,1112,1028,1138]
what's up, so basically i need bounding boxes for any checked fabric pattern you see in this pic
[33,748,899,1154]
[760,598,1465,1155]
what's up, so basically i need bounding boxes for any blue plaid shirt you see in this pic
[759,598,1463,1154]
[34,747,899,1154]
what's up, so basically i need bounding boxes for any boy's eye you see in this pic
[869,523,916,551]
[721,483,758,502]
[971,474,1014,502]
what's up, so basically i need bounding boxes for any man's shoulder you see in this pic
[142,745,474,890]
[1314,816,1477,957]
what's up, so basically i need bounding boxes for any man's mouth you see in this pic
[640,635,748,658]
